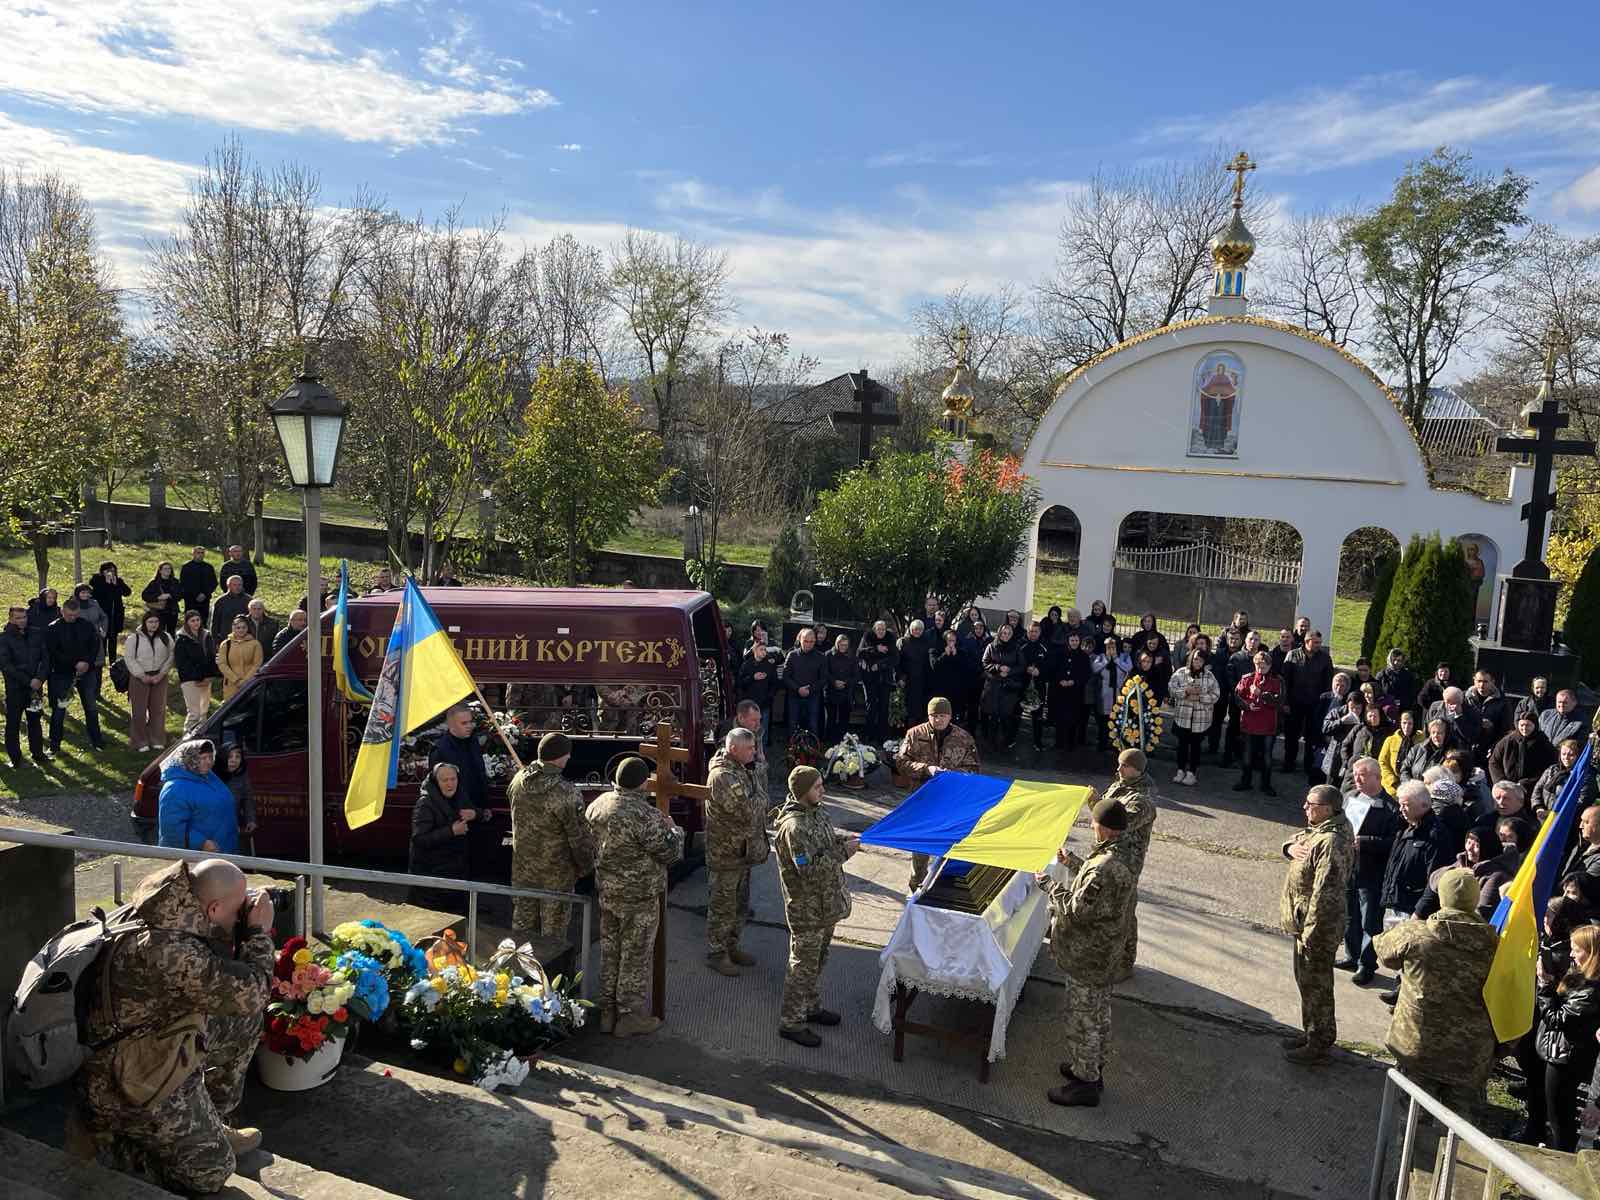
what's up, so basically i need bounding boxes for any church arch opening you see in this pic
[1332,526,1401,665]
[1032,504,1083,616]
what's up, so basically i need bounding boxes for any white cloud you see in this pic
[867,142,997,170]
[1154,75,1600,172]
[557,143,583,152]
[529,4,573,29]
[0,112,196,290]
[0,1,553,148]
[1556,164,1600,214]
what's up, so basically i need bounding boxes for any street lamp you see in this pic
[268,359,347,935]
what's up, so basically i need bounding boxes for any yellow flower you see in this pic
[495,973,510,988]
[430,977,448,993]
[292,948,312,965]
[453,1058,468,1075]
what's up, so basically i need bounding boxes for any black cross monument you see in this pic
[1490,339,1594,651]
[831,369,901,466]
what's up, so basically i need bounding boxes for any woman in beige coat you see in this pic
[215,615,263,701]
[123,610,175,751]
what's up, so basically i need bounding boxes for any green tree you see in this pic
[763,522,808,609]
[1345,147,1530,430]
[1360,553,1399,664]
[1374,533,1476,682]
[1563,542,1600,686]
[807,445,1040,627]
[497,359,671,585]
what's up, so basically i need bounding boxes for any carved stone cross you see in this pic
[636,720,710,1019]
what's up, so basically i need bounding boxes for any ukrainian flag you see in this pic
[345,577,481,830]
[860,772,1094,872]
[1484,740,1595,1042]
[332,560,371,703]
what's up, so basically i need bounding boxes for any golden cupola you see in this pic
[1208,151,1257,315]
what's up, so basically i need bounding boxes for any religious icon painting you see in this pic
[1457,534,1498,625]
[1188,350,1244,457]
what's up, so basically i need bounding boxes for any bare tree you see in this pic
[1038,150,1265,368]
[910,285,1060,435]
[1256,208,1365,347]
[609,230,731,448]
[522,233,618,383]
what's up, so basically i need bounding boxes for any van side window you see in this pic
[255,680,310,755]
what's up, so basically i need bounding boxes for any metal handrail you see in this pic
[1368,1067,1582,1200]
[0,826,592,997]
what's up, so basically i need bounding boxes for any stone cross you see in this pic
[1226,151,1256,208]
[831,369,901,465]
[637,720,709,1020]
[1495,340,1595,578]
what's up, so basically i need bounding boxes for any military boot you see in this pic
[779,1025,822,1048]
[705,953,741,977]
[1047,1078,1101,1107]
[614,1011,662,1037]
[1284,1043,1330,1066]
[599,1006,617,1034]
[224,1126,263,1155]
[728,946,757,967]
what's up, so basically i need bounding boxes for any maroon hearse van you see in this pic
[131,587,733,868]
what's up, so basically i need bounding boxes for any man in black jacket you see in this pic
[247,599,280,659]
[427,704,495,879]
[783,628,826,737]
[1377,780,1456,1004]
[180,547,218,624]
[897,620,931,736]
[1,604,47,767]
[210,574,252,641]
[1016,619,1051,750]
[857,620,899,744]
[1282,632,1334,778]
[1463,669,1511,766]
[217,545,257,596]
[1338,756,1399,984]
[88,561,131,663]
[45,598,104,752]
[1539,690,1588,748]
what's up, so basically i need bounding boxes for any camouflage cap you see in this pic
[1091,797,1128,830]
[789,765,823,799]
[538,731,572,761]
[928,697,953,717]
[1437,867,1479,914]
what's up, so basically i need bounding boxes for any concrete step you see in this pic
[236,1053,1080,1199]
[1410,1132,1600,1200]
[0,1121,407,1200]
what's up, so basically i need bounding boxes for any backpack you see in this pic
[6,906,146,1089]
[109,657,131,693]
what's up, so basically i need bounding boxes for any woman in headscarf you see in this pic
[156,739,237,852]
[409,761,476,912]
[215,741,257,845]
[25,587,60,633]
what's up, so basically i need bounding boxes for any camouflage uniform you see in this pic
[774,791,856,1029]
[1280,810,1356,1051]
[1104,773,1157,978]
[705,747,770,958]
[585,786,685,1016]
[897,720,980,890]
[1373,906,1499,1111]
[1047,839,1134,1081]
[508,760,596,937]
[75,862,273,1195]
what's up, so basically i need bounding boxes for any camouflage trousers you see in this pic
[78,1010,262,1195]
[1113,889,1140,979]
[706,866,750,957]
[1394,1057,1487,1124]
[780,924,835,1029]
[1292,938,1337,1051]
[511,867,577,938]
[600,900,659,1015]
[1061,972,1112,1082]
[909,853,931,892]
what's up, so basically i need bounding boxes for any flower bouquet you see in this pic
[328,920,430,1048]
[257,936,392,1091]
[401,938,590,1091]
[824,733,880,789]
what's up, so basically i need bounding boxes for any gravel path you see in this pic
[0,789,146,862]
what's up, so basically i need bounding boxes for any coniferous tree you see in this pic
[1563,543,1600,686]
[1361,553,1399,663]
[1376,533,1476,682]
[1374,535,1425,666]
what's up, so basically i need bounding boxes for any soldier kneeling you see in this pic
[75,859,275,1194]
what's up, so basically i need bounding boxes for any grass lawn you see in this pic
[0,683,188,802]
[603,525,772,566]
[1032,569,1371,665]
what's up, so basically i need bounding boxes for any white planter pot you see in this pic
[255,1035,345,1092]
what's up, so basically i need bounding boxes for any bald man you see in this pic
[73,859,275,1193]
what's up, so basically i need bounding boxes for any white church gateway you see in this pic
[984,155,1535,641]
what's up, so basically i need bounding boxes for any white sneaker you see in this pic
[1172,769,1185,784]
[1183,772,1198,786]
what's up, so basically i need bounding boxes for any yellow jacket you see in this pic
[216,634,263,699]
[1380,730,1425,796]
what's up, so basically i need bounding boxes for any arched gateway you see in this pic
[985,158,1534,641]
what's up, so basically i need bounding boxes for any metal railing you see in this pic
[0,826,593,993]
[1368,1067,1582,1200]
[1115,536,1302,585]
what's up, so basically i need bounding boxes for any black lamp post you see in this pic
[267,359,347,934]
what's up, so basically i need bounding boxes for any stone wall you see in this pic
[1111,567,1297,630]
[71,499,763,602]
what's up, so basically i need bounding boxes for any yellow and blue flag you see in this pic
[332,560,371,703]
[1484,740,1595,1042]
[345,577,481,830]
[860,772,1093,873]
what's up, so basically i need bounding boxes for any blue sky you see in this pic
[3,0,1597,373]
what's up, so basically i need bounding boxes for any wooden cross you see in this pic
[831,368,901,466]
[1495,339,1594,579]
[1225,151,1256,208]
[636,719,710,1020]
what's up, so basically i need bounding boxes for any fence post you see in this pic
[580,898,593,1001]
[1368,1073,1397,1200]
[113,860,123,906]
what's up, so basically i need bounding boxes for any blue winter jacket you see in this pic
[157,757,240,852]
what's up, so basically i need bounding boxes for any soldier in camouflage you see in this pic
[705,726,770,976]
[1279,784,1356,1065]
[508,731,596,938]
[1043,797,1135,1107]
[1374,866,1499,1113]
[774,765,860,1047]
[73,859,275,1194]
[585,755,685,1037]
[1096,748,1157,981]
[898,696,980,891]
[733,699,771,921]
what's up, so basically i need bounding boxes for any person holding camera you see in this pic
[72,858,275,1193]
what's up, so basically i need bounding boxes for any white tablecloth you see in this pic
[870,867,1050,1062]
